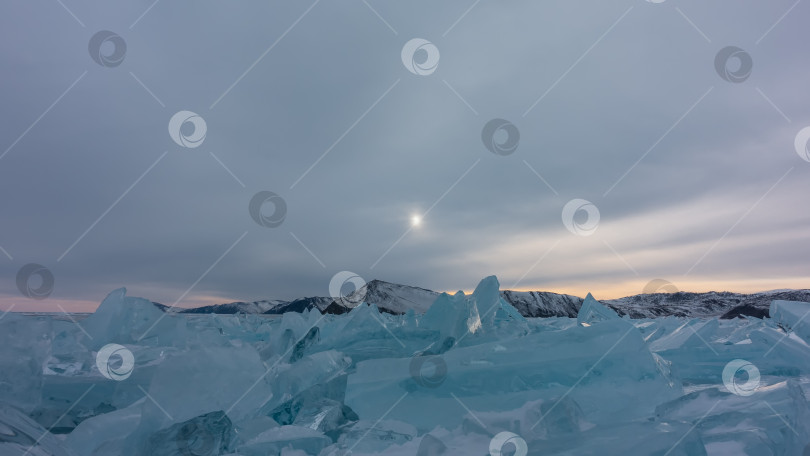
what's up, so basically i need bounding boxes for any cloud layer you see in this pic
[1,0,808,312]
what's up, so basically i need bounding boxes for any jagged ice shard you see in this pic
[1,276,810,455]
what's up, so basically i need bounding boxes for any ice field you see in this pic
[2,276,810,455]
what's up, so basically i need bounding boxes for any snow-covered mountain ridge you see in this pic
[166,280,810,319]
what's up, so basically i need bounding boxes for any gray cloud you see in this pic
[1,0,808,311]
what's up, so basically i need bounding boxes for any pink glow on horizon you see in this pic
[2,275,807,314]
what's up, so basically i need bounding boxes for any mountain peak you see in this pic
[348,279,440,314]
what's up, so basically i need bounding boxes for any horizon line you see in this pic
[3,277,808,314]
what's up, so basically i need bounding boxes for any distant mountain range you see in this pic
[156,279,810,320]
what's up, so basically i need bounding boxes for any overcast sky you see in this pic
[1,0,809,312]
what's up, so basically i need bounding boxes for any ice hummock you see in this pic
[576,292,621,326]
[1,277,809,455]
[771,300,810,343]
